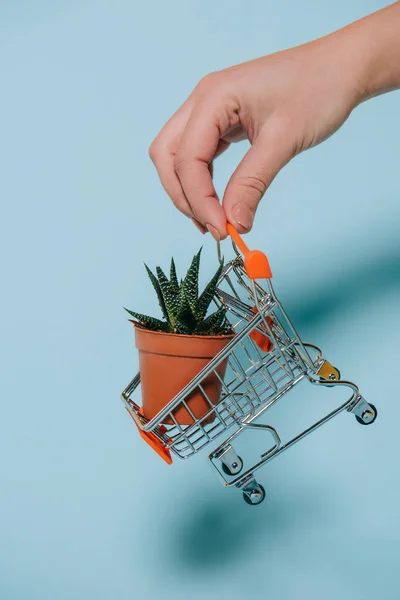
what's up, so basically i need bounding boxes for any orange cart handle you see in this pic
[125,408,172,465]
[227,223,272,280]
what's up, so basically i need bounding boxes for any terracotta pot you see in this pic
[135,325,235,425]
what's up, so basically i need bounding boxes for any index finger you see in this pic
[173,105,229,240]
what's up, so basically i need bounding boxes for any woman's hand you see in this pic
[149,3,400,239]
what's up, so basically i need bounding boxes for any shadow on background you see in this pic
[163,243,400,572]
[284,245,400,328]
[165,487,326,571]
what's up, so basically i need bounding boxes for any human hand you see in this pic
[149,3,400,239]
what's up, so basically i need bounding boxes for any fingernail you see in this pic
[231,204,254,231]
[206,223,221,241]
[191,218,207,234]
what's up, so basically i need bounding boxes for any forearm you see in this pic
[150,2,400,237]
[335,2,400,103]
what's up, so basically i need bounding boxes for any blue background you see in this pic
[1,1,399,598]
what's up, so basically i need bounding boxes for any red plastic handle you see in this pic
[227,223,272,279]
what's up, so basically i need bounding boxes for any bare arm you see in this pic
[149,2,400,240]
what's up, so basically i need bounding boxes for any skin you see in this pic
[149,2,400,240]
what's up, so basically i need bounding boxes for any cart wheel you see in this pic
[355,403,378,426]
[222,456,243,476]
[243,484,266,506]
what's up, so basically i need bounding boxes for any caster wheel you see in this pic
[222,456,243,476]
[355,403,378,426]
[243,484,266,506]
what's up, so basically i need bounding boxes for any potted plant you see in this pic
[124,249,235,425]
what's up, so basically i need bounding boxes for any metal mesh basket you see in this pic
[121,225,377,505]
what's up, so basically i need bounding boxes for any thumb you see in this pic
[223,128,294,233]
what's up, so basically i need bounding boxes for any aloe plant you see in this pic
[124,249,232,335]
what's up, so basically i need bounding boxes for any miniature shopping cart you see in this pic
[121,224,377,505]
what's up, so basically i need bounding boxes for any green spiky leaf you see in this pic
[196,261,224,320]
[175,285,197,333]
[123,308,170,332]
[182,248,202,313]
[156,266,180,325]
[144,264,168,322]
[169,258,179,295]
[196,306,227,334]
[174,315,194,334]
[124,251,231,337]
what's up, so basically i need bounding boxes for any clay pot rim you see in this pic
[133,323,235,340]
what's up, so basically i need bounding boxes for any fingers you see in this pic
[151,98,294,239]
[173,106,234,240]
[149,100,194,218]
[214,138,231,159]
[150,132,230,237]
[223,124,295,233]
[149,98,230,239]
[150,147,193,218]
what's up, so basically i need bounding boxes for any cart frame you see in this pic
[121,225,377,504]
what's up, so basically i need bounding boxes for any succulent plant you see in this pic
[124,249,232,335]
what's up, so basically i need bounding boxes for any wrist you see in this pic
[335,2,400,105]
